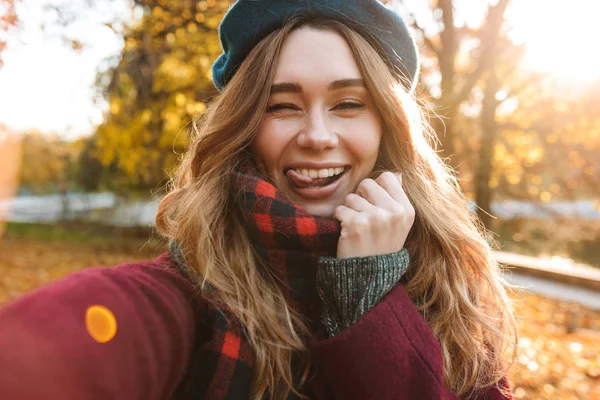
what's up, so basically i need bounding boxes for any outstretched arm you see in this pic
[0,254,198,400]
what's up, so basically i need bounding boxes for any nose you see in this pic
[296,109,339,152]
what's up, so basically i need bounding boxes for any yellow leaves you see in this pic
[125,37,137,52]
[525,147,543,164]
[140,109,152,124]
[186,102,206,115]
[205,15,222,29]
[93,0,230,187]
[154,21,166,34]
[0,235,157,304]
[162,109,183,134]
[569,151,586,169]
[197,55,211,69]
[547,133,559,144]
[155,56,198,91]
[197,1,208,11]
[18,131,76,193]
[0,129,22,240]
[510,293,600,399]
[507,174,521,185]
[528,186,539,196]
[109,100,121,115]
[175,27,186,39]
[540,191,552,202]
[70,40,84,51]
[584,167,595,176]
[175,93,187,107]
[151,6,164,18]
[195,13,206,23]
[187,22,198,34]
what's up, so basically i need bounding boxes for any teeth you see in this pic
[295,167,345,179]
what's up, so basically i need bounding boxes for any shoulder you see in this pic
[95,252,207,311]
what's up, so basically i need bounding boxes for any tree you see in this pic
[93,0,233,190]
[406,0,511,173]
[474,34,530,229]
[18,130,78,194]
[0,0,18,67]
[493,80,600,203]
[0,124,22,239]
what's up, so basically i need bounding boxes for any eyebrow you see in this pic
[270,79,365,94]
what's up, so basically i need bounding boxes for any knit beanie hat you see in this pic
[212,0,419,92]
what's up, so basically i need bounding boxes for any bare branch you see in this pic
[409,18,442,61]
[451,0,511,104]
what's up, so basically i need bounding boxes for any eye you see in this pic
[266,103,300,113]
[334,101,364,111]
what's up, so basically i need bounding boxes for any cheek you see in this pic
[252,120,292,171]
[344,117,382,162]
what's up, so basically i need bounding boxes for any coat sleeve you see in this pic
[0,254,199,400]
[309,283,513,400]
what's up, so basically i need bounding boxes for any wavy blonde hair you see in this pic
[156,18,517,399]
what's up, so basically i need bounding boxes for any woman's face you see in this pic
[251,27,383,218]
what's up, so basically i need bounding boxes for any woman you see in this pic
[0,1,517,399]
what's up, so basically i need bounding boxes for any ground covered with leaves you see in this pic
[1,223,598,399]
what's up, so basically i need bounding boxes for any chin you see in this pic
[299,202,338,219]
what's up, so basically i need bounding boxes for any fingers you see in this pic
[334,205,359,225]
[343,193,372,212]
[375,172,405,203]
[339,171,415,221]
[355,178,397,210]
[377,172,414,215]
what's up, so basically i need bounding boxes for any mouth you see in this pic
[283,166,350,201]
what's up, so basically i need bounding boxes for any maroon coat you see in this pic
[0,253,511,399]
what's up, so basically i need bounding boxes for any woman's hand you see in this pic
[334,172,415,259]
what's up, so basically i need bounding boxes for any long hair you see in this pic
[156,18,517,399]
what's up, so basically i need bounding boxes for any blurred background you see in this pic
[0,0,598,398]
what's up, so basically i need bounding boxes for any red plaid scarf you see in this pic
[173,160,341,399]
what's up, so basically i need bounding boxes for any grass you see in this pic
[0,222,162,303]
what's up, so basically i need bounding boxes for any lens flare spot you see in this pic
[86,305,117,343]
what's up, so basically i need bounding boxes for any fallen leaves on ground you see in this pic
[1,237,598,399]
[0,236,161,304]
[509,292,600,400]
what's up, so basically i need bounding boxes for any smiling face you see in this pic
[251,27,383,218]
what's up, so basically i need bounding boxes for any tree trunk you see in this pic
[475,72,500,230]
[424,0,511,175]
[434,0,459,170]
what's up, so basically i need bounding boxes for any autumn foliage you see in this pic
[94,0,231,187]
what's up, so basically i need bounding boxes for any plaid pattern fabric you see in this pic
[235,161,340,320]
[173,161,341,399]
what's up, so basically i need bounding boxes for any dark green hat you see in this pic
[212,0,420,92]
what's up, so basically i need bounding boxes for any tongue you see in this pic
[286,169,314,188]
[286,169,340,188]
